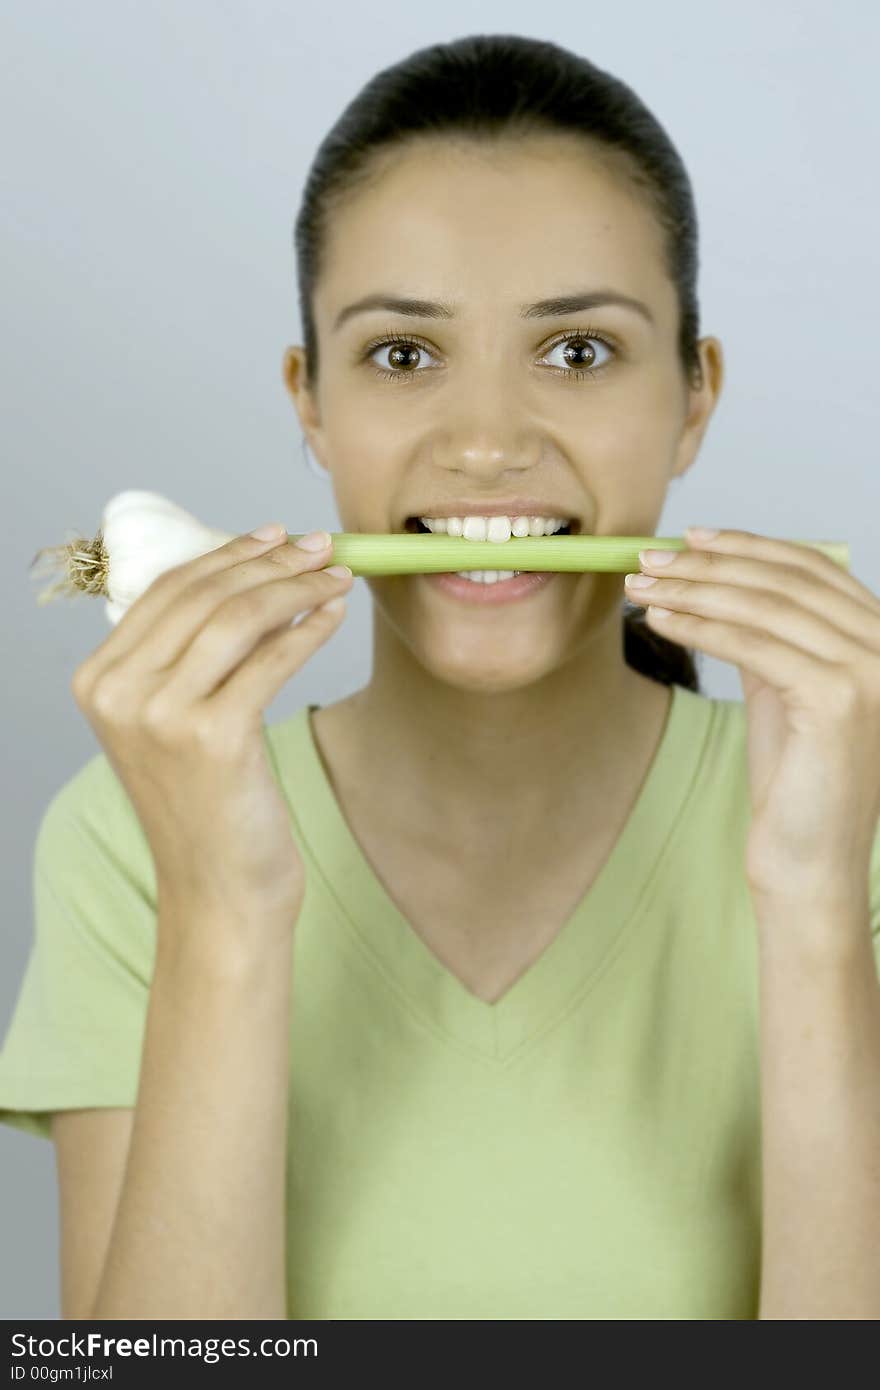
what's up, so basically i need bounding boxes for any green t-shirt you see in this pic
[2,683,879,1320]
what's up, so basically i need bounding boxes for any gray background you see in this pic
[2,0,877,1320]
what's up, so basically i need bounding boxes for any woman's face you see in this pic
[284,133,722,695]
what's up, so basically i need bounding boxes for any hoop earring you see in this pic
[302,436,330,480]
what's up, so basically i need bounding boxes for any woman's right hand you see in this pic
[70,525,353,941]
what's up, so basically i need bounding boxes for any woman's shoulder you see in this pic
[37,746,151,867]
[663,684,752,831]
[675,682,748,750]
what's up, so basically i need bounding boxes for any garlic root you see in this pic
[30,530,110,605]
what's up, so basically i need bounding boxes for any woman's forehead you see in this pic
[318,145,665,316]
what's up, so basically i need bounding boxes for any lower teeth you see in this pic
[453,570,522,583]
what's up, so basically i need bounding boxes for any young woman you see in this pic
[2,34,879,1322]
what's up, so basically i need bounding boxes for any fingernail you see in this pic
[325,564,352,578]
[250,522,285,541]
[295,530,332,551]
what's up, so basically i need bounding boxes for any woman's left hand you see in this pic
[624,527,880,905]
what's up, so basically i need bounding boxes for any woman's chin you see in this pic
[414,645,562,696]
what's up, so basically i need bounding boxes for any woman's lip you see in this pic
[420,570,561,603]
[403,519,582,534]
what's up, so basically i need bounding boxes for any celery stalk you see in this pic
[286,533,851,576]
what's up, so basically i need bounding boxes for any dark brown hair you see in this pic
[293,33,704,692]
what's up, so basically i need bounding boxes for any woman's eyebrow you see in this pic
[332,289,655,332]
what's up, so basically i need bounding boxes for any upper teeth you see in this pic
[418,515,569,541]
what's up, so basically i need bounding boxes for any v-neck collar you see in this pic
[275,682,712,1065]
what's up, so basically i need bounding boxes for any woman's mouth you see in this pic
[421,570,561,603]
[400,511,581,597]
[403,517,577,604]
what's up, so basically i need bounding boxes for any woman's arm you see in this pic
[756,896,880,1320]
[91,909,293,1320]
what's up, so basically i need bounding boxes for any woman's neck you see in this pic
[320,613,670,853]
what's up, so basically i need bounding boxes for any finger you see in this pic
[635,554,880,657]
[91,530,335,683]
[81,527,322,675]
[152,564,353,703]
[684,527,879,617]
[643,593,864,700]
[638,565,873,661]
[209,592,348,720]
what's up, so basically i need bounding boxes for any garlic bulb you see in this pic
[31,490,235,626]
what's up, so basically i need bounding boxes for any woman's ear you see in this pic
[282,345,308,412]
[671,335,725,482]
[282,345,333,473]
[282,345,322,439]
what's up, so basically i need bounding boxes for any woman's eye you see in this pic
[541,335,614,377]
[367,339,437,378]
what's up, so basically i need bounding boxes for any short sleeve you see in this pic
[0,754,158,1141]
